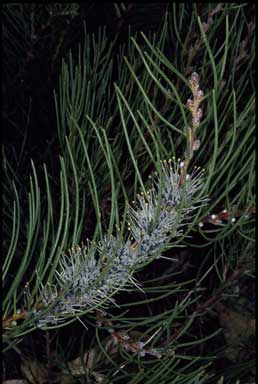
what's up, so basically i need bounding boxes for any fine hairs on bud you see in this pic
[32,72,206,328]
[36,159,206,328]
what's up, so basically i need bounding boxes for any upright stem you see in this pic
[180,72,204,184]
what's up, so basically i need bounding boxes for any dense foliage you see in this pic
[2,3,255,383]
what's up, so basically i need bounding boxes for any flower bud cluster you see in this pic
[187,72,204,130]
[36,160,206,327]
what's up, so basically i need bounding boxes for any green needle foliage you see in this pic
[2,3,255,383]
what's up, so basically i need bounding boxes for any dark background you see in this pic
[2,3,169,157]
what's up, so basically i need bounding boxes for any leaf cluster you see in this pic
[2,3,255,383]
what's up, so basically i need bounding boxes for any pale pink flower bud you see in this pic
[193,140,200,151]
[190,72,200,85]
[192,117,200,126]
[197,108,203,119]
[187,99,194,108]
[197,89,204,98]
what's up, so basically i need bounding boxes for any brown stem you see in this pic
[3,302,45,329]
[180,72,203,185]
